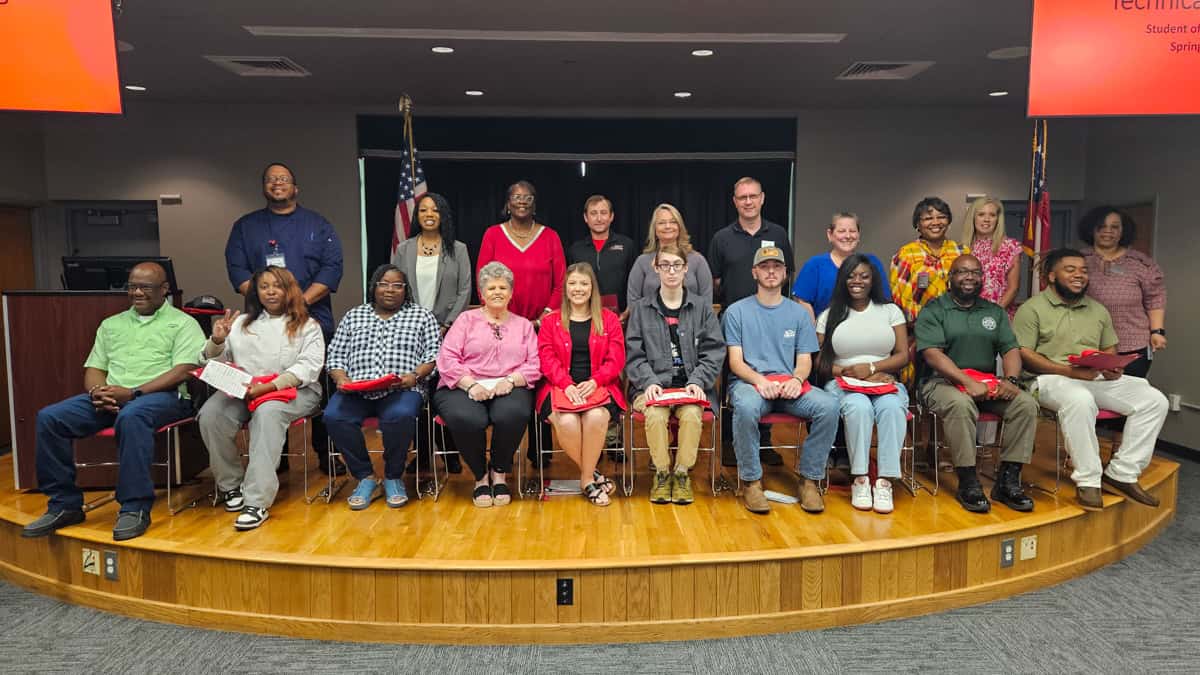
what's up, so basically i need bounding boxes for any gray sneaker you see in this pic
[21,510,85,538]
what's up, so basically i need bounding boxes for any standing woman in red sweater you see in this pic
[476,180,567,327]
[536,263,627,505]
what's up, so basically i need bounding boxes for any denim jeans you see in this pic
[324,390,423,480]
[729,380,839,481]
[822,381,909,479]
[36,392,194,513]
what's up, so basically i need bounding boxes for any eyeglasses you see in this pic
[490,322,504,341]
[125,283,160,293]
[951,269,983,277]
[655,262,686,272]
[375,282,407,290]
[735,193,762,202]
[264,176,294,185]
[510,194,535,205]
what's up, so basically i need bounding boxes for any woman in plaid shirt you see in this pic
[323,264,441,510]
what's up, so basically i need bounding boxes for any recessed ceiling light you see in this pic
[674,91,692,99]
[124,85,147,92]
[691,49,714,57]
[431,46,454,54]
[988,90,1009,97]
[987,46,1029,60]
[464,90,484,96]
[117,40,135,53]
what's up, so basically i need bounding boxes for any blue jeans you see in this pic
[35,392,194,513]
[324,390,423,480]
[729,380,839,481]
[822,381,909,479]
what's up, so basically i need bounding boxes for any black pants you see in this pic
[433,387,533,480]
[1121,348,1152,379]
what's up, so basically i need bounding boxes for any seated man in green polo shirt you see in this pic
[23,262,206,542]
[1013,248,1167,511]
[915,255,1038,513]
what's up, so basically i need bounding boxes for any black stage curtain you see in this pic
[362,157,793,299]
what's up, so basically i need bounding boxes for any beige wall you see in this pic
[1083,118,1198,447]
[40,102,363,318]
[0,114,46,204]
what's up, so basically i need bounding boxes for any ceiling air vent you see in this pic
[836,61,934,81]
[203,55,311,77]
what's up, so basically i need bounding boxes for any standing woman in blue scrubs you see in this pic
[792,212,890,316]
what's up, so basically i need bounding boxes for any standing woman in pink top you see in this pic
[962,196,1023,317]
[434,262,542,507]
[476,180,567,327]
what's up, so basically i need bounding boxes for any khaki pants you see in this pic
[631,394,704,472]
[919,379,1037,468]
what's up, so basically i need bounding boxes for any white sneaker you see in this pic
[851,476,872,510]
[873,478,894,514]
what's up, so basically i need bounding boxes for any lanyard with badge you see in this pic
[265,239,287,269]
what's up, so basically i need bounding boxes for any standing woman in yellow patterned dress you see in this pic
[889,197,970,385]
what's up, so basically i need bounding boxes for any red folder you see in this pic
[836,376,899,395]
[644,387,712,408]
[954,368,1000,395]
[1068,350,1138,370]
[765,374,812,396]
[550,387,611,413]
[245,373,299,412]
[341,373,402,393]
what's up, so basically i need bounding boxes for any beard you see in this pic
[949,284,981,303]
[1053,278,1088,302]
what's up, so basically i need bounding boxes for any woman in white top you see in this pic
[198,266,325,530]
[626,203,713,308]
[815,254,909,514]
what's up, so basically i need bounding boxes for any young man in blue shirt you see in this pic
[723,247,839,514]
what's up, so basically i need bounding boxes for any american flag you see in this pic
[391,140,427,257]
[1021,119,1052,289]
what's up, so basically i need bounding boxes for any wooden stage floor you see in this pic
[0,419,1179,644]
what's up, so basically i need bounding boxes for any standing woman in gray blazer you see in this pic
[392,192,471,474]
[392,192,472,332]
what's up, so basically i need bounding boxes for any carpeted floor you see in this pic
[2,451,1197,674]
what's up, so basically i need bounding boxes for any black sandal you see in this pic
[472,484,493,508]
[592,471,616,495]
[583,482,612,506]
[491,482,512,506]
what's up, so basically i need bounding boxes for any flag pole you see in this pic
[399,93,417,238]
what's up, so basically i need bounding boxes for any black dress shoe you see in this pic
[112,511,151,541]
[22,510,85,538]
[955,467,991,513]
[760,447,784,466]
[991,462,1034,512]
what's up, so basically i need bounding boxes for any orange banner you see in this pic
[0,0,122,114]
[1030,0,1200,116]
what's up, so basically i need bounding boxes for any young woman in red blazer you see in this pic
[536,263,627,505]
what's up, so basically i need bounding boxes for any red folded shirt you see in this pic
[550,387,611,412]
[644,388,712,408]
[341,373,402,392]
[836,376,899,395]
[1068,350,1139,370]
[955,368,1000,395]
[765,374,812,396]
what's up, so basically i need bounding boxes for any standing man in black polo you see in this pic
[709,176,800,467]
[567,194,637,319]
[225,162,344,474]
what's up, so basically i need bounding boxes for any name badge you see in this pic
[761,240,775,248]
[266,253,287,268]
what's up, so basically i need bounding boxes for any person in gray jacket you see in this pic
[625,244,726,505]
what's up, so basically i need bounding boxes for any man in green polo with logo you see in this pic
[23,262,206,542]
[915,254,1038,514]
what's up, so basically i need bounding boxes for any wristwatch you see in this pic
[1004,376,1020,386]
[1150,328,1166,336]
[132,388,144,399]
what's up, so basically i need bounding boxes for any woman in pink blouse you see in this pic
[962,196,1022,315]
[1077,206,1167,378]
[476,180,567,326]
[435,261,542,507]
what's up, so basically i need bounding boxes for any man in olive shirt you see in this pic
[1013,248,1167,511]
[23,263,205,542]
[916,255,1037,514]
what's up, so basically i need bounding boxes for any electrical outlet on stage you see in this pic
[1000,539,1015,568]
[103,550,119,581]
[1020,535,1038,561]
[556,578,574,605]
[82,548,99,576]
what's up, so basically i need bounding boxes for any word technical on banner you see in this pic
[0,0,122,114]
[1029,0,1200,116]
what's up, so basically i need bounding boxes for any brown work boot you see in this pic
[1076,486,1103,511]
[799,479,825,513]
[742,479,770,514]
[1102,475,1160,507]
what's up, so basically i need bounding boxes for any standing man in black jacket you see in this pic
[567,195,637,320]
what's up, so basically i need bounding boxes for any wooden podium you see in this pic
[3,291,207,491]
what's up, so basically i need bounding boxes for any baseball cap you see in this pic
[753,246,786,266]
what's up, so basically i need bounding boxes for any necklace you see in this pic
[506,219,536,241]
[418,235,441,256]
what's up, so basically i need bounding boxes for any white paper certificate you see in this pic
[199,361,252,399]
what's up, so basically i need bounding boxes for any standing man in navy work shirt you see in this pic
[225,162,344,473]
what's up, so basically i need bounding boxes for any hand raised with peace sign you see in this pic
[211,309,241,344]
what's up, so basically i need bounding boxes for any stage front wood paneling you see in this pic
[0,423,1178,644]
